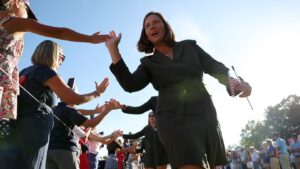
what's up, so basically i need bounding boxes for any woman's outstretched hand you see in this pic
[105,31,121,48]
[105,31,123,64]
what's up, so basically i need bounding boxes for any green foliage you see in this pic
[240,120,269,148]
[240,94,300,148]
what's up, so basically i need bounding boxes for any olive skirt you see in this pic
[156,112,228,169]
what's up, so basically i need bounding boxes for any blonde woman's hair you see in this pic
[0,0,26,11]
[266,138,274,145]
[31,40,62,69]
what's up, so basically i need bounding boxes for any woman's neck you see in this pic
[155,44,173,59]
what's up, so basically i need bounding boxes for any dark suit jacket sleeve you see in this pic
[123,127,146,139]
[122,96,157,114]
[110,59,151,92]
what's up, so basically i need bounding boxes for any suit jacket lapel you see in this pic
[150,42,184,64]
[173,42,184,61]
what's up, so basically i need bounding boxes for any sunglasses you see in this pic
[59,54,66,62]
[148,114,154,117]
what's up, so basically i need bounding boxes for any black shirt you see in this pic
[123,125,155,154]
[18,65,57,117]
[48,102,87,152]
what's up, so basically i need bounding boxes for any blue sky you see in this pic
[22,0,300,154]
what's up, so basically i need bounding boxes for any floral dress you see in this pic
[0,16,24,119]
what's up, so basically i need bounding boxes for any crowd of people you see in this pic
[221,132,300,169]
[0,0,255,169]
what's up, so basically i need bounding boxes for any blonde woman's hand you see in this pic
[95,78,109,97]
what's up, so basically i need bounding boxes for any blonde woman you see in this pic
[0,0,108,120]
[7,40,109,169]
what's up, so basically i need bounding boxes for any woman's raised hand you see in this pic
[105,31,123,64]
[95,77,109,97]
[105,31,121,49]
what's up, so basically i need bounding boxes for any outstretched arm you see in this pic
[122,96,157,115]
[122,127,145,139]
[78,104,105,116]
[119,143,137,154]
[45,77,109,105]
[106,31,151,92]
[81,99,120,128]
[88,130,122,144]
[4,17,109,43]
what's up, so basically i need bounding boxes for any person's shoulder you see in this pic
[53,102,69,113]
[19,65,33,75]
[150,96,158,100]
[140,53,155,64]
[144,125,151,130]
[176,39,197,46]
[140,54,154,61]
[36,65,55,72]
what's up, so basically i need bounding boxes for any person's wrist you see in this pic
[95,109,100,114]
[95,90,102,97]
[122,104,126,110]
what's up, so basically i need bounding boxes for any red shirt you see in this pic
[116,151,125,169]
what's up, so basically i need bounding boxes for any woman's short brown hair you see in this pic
[137,11,175,54]
[31,40,62,69]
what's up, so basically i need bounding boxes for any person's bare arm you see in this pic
[45,76,109,105]
[4,17,109,43]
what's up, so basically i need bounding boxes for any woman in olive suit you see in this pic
[105,12,252,169]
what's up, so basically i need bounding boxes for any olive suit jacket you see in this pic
[110,40,230,123]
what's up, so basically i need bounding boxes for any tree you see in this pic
[240,120,269,149]
[240,94,300,148]
[264,94,300,138]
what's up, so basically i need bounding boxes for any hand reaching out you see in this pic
[105,31,121,49]
[90,32,110,44]
[107,99,122,110]
[128,143,138,153]
[94,104,105,114]
[102,99,119,112]
[95,78,109,97]
[105,31,123,64]
[111,130,123,140]
[110,99,124,109]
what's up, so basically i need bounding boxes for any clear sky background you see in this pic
[21,0,300,155]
